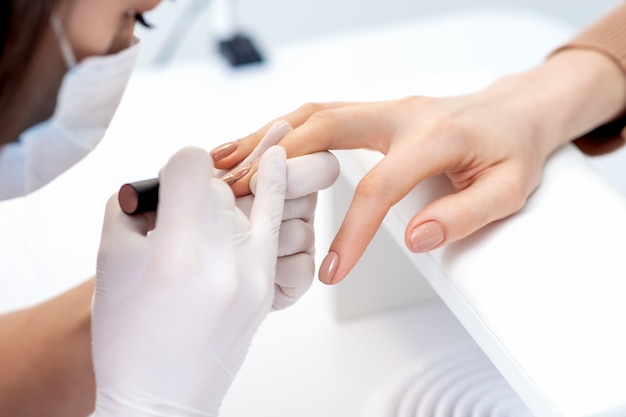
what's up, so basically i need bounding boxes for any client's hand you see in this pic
[92,146,287,417]
[214,93,552,287]
[211,50,626,285]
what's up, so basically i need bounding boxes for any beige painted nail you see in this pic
[210,141,239,161]
[319,251,339,284]
[221,164,251,185]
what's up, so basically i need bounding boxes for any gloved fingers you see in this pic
[210,147,287,358]
[218,236,276,370]
[236,192,317,223]
[95,195,153,301]
[282,193,317,222]
[212,103,357,171]
[208,204,278,363]
[250,151,340,199]
[152,148,240,296]
[206,217,262,361]
[248,146,287,269]
[201,180,241,270]
[223,121,291,196]
[156,147,233,239]
[277,218,314,257]
[234,194,254,218]
[234,195,315,309]
[239,120,292,167]
[273,253,316,310]
[98,194,151,258]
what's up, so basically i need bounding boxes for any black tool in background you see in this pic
[218,32,264,67]
[150,0,264,68]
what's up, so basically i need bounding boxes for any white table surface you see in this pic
[0,9,584,417]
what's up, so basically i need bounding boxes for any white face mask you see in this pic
[0,27,141,201]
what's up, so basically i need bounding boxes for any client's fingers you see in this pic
[248,146,287,272]
[230,151,340,198]
[319,148,436,284]
[239,121,292,166]
[217,121,292,192]
[228,102,389,197]
[404,164,535,252]
[277,101,391,157]
[211,102,360,170]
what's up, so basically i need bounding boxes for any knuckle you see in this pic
[278,219,314,256]
[248,130,265,145]
[397,94,438,109]
[501,178,531,213]
[306,108,339,129]
[298,103,338,127]
[428,115,464,147]
[396,96,463,144]
[283,193,317,220]
[275,254,315,288]
[354,173,392,205]
[297,102,327,117]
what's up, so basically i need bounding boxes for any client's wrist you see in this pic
[496,48,626,157]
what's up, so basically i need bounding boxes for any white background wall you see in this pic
[235,0,621,43]
[135,0,623,67]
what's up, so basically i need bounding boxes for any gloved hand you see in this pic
[92,146,287,417]
[228,121,339,310]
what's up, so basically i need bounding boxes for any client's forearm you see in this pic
[0,279,95,417]
[490,48,626,158]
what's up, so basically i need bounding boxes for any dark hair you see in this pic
[0,0,57,114]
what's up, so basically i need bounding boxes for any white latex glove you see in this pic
[234,121,339,310]
[92,146,286,417]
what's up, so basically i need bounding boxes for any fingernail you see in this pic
[221,164,251,185]
[319,251,339,284]
[211,141,239,161]
[409,221,444,252]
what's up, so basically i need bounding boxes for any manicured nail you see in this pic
[319,251,339,284]
[409,221,444,252]
[221,164,251,185]
[210,141,239,161]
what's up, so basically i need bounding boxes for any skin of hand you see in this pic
[212,49,626,285]
[93,146,287,416]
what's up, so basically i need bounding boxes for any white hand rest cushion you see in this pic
[340,144,626,417]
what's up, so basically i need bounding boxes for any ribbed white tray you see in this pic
[363,347,533,417]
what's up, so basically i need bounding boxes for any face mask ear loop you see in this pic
[50,12,78,69]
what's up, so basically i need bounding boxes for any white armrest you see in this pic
[338,144,626,417]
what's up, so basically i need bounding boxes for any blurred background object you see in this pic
[134,0,622,67]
